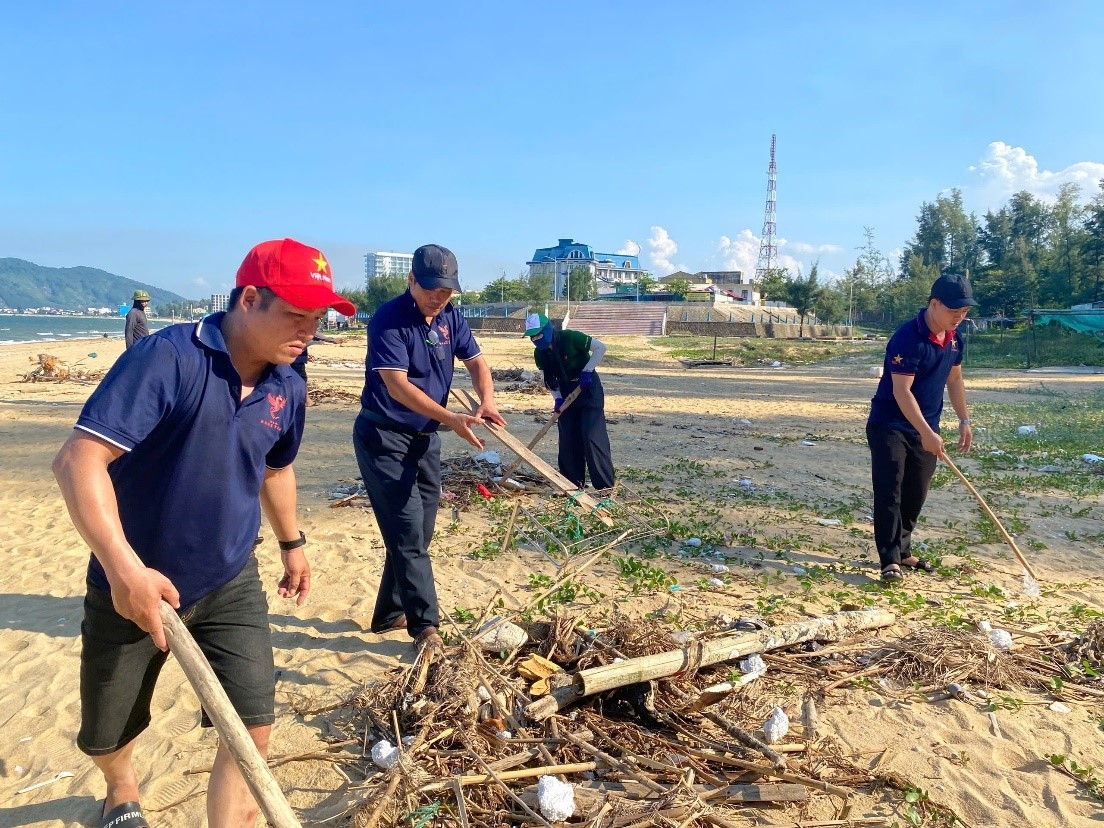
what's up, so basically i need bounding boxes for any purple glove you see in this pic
[553,397,564,414]
[579,371,594,389]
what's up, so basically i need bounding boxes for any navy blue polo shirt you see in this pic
[75,313,305,609]
[868,308,964,434]
[361,290,480,431]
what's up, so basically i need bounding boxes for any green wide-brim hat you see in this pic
[523,312,549,337]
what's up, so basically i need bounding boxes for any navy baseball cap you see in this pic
[412,244,462,293]
[931,273,977,308]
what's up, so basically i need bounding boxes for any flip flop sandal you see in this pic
[901,556,936,573]
[880,564,904,583]
[101,801,149,828]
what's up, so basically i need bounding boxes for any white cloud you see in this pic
[716,229,804,277]
[789,241,843,255]
[968,142,1104,204]
[616,240,641,256]
[193,277,209,288]
[647,226,686,275]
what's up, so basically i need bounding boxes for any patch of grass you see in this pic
[648,335,879,367]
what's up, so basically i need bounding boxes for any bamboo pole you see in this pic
[526,609,894,720]
[941,453,1039,581]
[158,602,300,828]
[574,609,894,697]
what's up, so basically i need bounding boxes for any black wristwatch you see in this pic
[278,531,307,551]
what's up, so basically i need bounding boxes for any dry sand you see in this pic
[1,331,1102,827]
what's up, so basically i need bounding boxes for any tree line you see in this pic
[334,180,1104,325]
[759,180,1104,330]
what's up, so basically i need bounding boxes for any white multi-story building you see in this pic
[210,293,229,313]
[364,251,414,285]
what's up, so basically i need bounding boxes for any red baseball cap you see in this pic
[235,238,356,317]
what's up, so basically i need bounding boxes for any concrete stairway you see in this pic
[565,302,667,336]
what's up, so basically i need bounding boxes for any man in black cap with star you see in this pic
[353,244,505,651]
[865,271,977,583]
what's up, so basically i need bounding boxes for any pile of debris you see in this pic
[21,353,106,383]
[491,367,546,394]
[308,384,362,406]
[289,592,1104,827]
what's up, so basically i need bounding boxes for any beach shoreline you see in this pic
[1,333,1102,827]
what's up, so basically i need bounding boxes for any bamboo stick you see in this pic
[577,610,892,698]
[941,453,1040,581]
[158,602,300,828]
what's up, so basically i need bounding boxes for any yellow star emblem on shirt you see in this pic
[312,253,329,273]
[892,354,903,365]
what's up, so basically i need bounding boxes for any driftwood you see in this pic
[526,610,895,719]
[518,780,808,817]
[158,602,301,828]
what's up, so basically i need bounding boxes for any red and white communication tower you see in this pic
[754,133,778,282]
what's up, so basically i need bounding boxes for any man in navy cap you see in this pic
[354,244,505,651]
[866,272,976,583]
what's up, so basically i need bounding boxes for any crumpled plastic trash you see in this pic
[815,518,842,526]
[537,775,575,821]
[1017,425,1037,435]
[371,739,399,769]
[708,577,725,587]
[988,629,1013,651]
[1022,571,1041,598]
[710,563,730,573]
[473,450,502,465]
[739,653,766,676]
[763,706,790,743]
[683,537,703,547]
[770,361,782,368]
[1082,453,1104,463]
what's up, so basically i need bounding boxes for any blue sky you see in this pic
[2,1,1102,299]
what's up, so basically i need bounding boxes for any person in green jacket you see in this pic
[524,312,615,491]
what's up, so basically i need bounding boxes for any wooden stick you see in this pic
[158,602,300,827]
[678,748,853,800]
[572,610,893,698]
[499,500,521,556]
[941,453,1040,581]
[419,761,602,791]
[500,386,584,479]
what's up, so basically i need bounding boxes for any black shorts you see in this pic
[78,557,276,756]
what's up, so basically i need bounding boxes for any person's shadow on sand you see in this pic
[0,794,101,827]
[0,593,84,638]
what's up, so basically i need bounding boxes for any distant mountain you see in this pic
[0,258,188,311]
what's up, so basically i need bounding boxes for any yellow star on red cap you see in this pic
[892,354,903,364]
[312,253,329,273]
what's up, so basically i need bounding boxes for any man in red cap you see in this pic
[53,238,353,827]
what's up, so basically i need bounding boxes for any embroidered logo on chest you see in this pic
[262,393,286,431]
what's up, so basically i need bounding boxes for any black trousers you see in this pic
[557,374,616,491]
[866,422,938,570]
[353,412,441,636]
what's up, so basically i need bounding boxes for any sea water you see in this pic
[0,315,167,344]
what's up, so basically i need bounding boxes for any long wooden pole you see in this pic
[159,602,301,828]
[499,386,583,480]
[940,454,1040,581]
[525,610,894,719]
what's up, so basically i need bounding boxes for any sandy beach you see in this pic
[1,331,1102,827]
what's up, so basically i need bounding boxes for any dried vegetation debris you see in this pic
[21,352,106,382]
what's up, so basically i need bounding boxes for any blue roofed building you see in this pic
[527,239,647,299]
